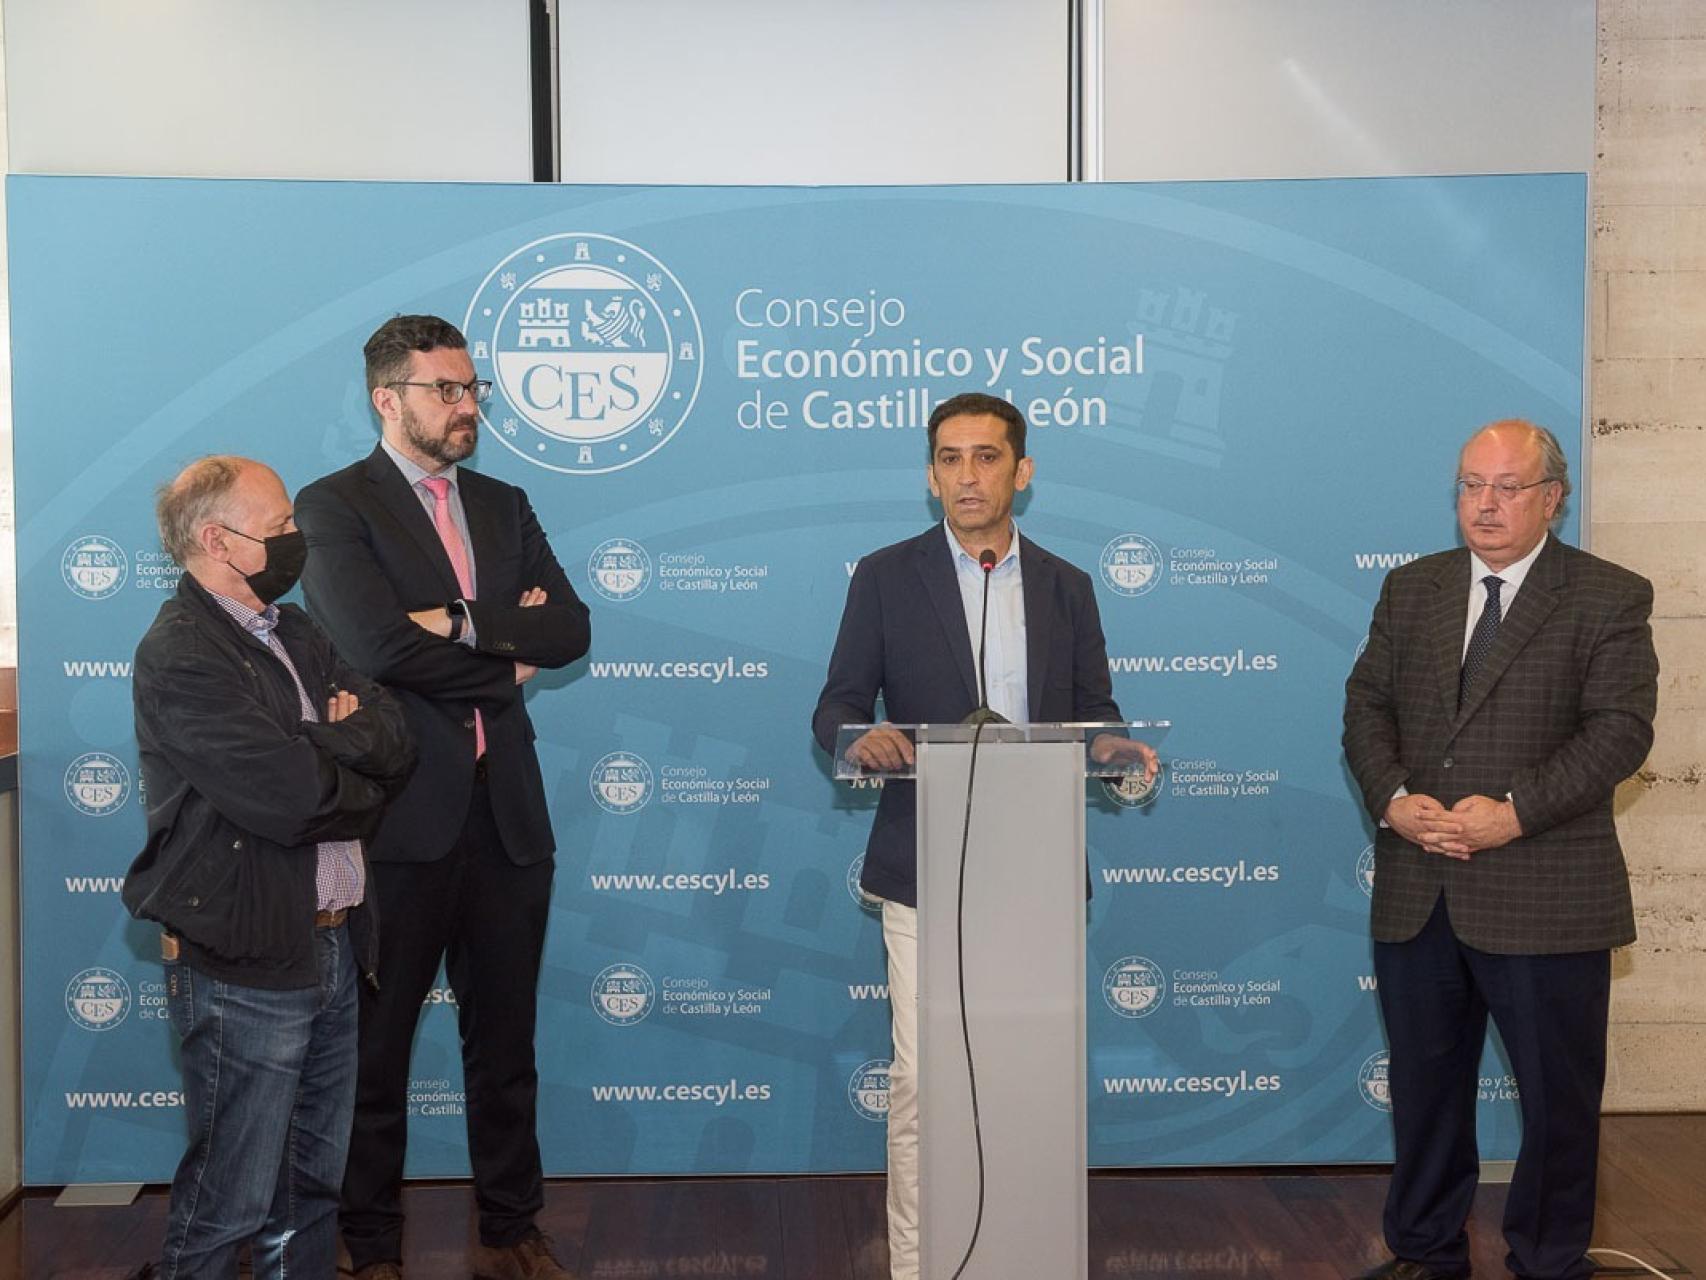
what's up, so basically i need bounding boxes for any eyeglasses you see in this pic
[387,379,493,405]
[1454,478,1555,502]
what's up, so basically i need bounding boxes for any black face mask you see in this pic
[221,526,308,604]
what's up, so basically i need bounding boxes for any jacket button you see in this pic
[232,838,243,849]
[1442,757,1454,769]
[187,896,200,908]
[463,718,475,729]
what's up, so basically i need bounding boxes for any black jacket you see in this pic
[295,448,590,865]
[122,576,416,988]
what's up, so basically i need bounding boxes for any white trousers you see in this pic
[881,899,920,1280]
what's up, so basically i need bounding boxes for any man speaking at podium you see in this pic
[812,392,1150,1280]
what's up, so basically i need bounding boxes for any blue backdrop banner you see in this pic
[9,173,1584,1183]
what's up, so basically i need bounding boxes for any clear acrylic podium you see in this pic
[835,721,1168,1280]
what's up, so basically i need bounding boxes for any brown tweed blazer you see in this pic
[1343,535,1658,954]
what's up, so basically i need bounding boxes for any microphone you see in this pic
[961,547,1009,727]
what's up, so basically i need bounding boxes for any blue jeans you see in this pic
[160,924,358,1279]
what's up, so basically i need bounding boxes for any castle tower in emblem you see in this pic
[518,298,574,349]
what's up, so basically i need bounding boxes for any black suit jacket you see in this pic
[812,526,1122,907]
[1343,535,1658,953]
[296,447,591,865]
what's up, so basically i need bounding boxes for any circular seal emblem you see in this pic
[1358,1050,1392,1111]
[1356,843,1376,899]
[466,234,702,475]
[587,538,652,603]
[1099,535,1164,598]
[590,964,656,1026]
[1102,765,1163,809]
[847,1058,892,1122]
[589,751,653,816]
[61,536,129,600]
[64,752,132,817]
[1102,955,1167,1019]
[66,967,131,1031]
[846,854,883,915]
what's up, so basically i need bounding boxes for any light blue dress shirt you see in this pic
[946,521,1028,723]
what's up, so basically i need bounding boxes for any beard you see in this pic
[402,402,479,467]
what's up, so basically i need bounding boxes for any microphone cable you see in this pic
[948,714,988,1280]
[949,544,1000,1279]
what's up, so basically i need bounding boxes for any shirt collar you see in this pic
[381,436,459,490]
[1469,532,1548,594]
[206,585,280,639]
[943,520,1021,571]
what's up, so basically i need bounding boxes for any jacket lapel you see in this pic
[1021,536,1055,722]
[1430,548,1471,720]
[363,447,462,598]
[1454,536,1564,726]
[458,469,501,600]
[915,530,980,707]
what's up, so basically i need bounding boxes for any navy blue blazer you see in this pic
[812,526,1122,906]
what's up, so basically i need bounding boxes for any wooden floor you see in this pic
[2,1115,1700,1279]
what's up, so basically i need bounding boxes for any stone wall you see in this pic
[1595,0,1706,1111]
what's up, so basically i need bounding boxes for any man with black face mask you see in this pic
[123,455,416,1278]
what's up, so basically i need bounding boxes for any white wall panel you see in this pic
[1103,0,1595,181]
[3,0,532,180]
[559,0,1067,184]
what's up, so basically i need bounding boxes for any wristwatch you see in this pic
[445,598,468,642]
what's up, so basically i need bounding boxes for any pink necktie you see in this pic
[420,476,485,758]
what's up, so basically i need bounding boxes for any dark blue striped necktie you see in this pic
[1459,575,1504,709]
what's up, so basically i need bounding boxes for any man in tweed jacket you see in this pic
[1343,420,1658,1280]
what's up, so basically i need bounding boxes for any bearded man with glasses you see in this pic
[1343,419,1659,1280]
[296,314,591,1280]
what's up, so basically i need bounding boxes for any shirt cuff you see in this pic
[1378,784,1408,829]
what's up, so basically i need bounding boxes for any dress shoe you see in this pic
[1353,1260,1470,1280]
[471,1228,573,1280]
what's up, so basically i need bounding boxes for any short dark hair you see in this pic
[927,392,1026,459]
[364,314,468,394]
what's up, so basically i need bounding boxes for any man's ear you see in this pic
[197,521,229,563]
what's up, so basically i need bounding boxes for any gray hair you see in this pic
[1531,424,1573,505]
[156,456,247,565]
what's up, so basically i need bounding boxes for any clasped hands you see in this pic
[1384,792,1522,859]
[407,587,548,686]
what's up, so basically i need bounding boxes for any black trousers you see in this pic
[340,776,554,1265]
[1374,894,1610,1280]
